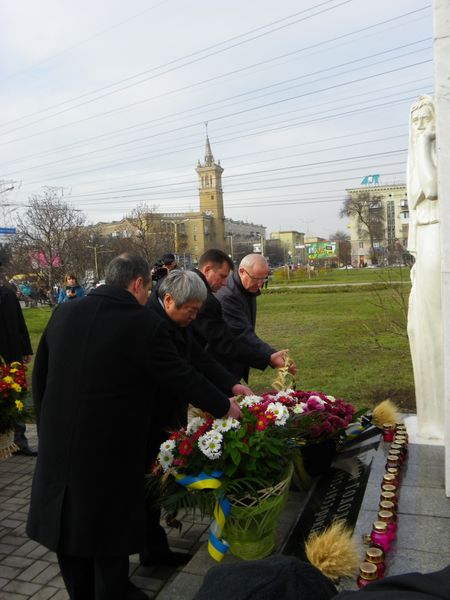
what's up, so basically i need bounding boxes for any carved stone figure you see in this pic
[407,95,444,439]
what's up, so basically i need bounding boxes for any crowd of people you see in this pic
[1,250,445,600]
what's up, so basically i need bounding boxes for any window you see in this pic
[359,242,364,249]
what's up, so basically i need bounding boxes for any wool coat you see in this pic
[190,269,272,376]
[146,290,238,436]
[214,271,276,382]
[0,285,33,363]
[26,285,230,557]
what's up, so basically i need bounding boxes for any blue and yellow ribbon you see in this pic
[175,471,230,561]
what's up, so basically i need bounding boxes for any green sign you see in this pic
[306,241,338,260]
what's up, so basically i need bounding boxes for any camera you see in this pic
[151,261,168,283]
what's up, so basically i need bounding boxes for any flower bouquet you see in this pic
[0,360,28,458]
[152,395,318,561]
[261,388,358,488]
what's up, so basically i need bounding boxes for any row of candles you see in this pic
[357,422,408,588]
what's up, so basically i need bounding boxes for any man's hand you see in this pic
[270,350,298,375]
[232,383,253,397]
[225,397,243,420]
[270,349,289,368]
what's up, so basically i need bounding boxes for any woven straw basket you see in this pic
[223,463,293,560]
[0,429,19,460]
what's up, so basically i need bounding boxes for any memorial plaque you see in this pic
[282,428,381,560]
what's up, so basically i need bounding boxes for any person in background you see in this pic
[57,274,85,304]
[0,270,36,456]
[215,253,297,383]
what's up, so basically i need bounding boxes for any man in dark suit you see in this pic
[27,253,241,600]
[144,269,250,567]
[0,277,35,455]
[191,249,290,380]
[215,253,297,383]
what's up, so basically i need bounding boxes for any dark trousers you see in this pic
[14,420,30,450]
[57,553,129,600]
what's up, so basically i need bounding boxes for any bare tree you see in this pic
[11,188,87,295]
[340,192,385,264]
[126,203,173,263]
[330,230,351,266]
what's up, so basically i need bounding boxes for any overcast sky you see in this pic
[0,0,433,238]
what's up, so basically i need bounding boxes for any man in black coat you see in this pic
[191,249,291,380]
[143,269,250,567]
[0,279,36,455]
[27,253,241,600]
[215,253,297,382]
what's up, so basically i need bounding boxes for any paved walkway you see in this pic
[1,425,450,599]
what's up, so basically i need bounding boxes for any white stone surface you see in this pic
[433,0,450,495]
[406,95,444,441]
[403,415,444,447]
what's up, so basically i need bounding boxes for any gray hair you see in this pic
[158,270,207,307]
[240,253,269,271]
[105,253,150,288]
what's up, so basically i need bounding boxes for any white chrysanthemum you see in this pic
[198,431,223,459]
[293,403,307,414]
[309,395,326,404]
[239,395,263,407]
[266,402,289,426]
[212,417,241,432]
[158,449,174,472]
[159,439,176,453]
[326,395,336,403]
[274,389,295,400]
[186,417,206,435]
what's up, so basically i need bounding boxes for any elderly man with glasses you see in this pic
[215,253,297,383]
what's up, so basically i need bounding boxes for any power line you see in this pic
[0,0,354,133]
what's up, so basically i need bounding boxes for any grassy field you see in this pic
[23,283,415,414]
[271,265,411,286]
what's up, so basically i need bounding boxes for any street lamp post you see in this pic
[227,234,234,261]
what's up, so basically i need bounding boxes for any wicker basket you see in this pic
[0,430,19,460]
[223,463,293,560]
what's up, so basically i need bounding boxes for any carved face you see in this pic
[411,104,434,135]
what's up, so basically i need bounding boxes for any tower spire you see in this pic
[204,121,214,166]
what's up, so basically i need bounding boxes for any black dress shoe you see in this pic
[127,581,149,600]
[16,447,37,457]
[140,550,192,568]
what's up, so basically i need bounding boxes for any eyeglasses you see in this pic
[242,268,267,283]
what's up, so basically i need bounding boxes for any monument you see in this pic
[406,95,445,440]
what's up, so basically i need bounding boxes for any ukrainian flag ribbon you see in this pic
[175,471,230,561]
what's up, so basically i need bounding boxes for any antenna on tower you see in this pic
[204,121,209,136]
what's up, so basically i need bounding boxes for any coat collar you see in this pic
[88,284,140,305]
[230,269,261,298]
[192,268,212,293]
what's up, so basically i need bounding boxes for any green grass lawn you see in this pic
[250,287,414,412]
[271,265,411,286]
[23,285,415,415]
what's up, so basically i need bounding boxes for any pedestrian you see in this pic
[57,274,85,303]
[215,253,297,383]
[0,274,36,456]
[27,253,240,600]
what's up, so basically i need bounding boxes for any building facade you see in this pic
[270,230,305,264]
[346,182,409,266]
[94,136,265,264]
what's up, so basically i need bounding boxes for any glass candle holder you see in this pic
[380,491,397,509]
[357,562,378,588]
[381,483,398,497]
[370,521,391,552]
[386,466,400,480]
[365,547,385,578]
[378,509,397,539]
[382,423,395,442]
[382,473,397,487]
[379,500,397,518]
[386,454,401,470]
